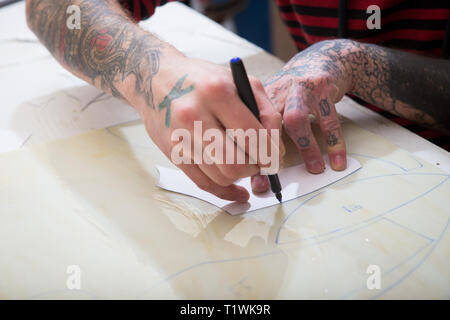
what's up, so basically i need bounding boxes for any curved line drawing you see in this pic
[340,241,433,299]
[165,250,281,282]
[348,152,423,172]
[274,191,325,245]
[133,249,282,299]
[371,217,450,299]
[276,174,449,246]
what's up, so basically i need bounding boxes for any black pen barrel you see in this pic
[230,58,260,120]
[268,174,282,194]
[230,57,283,202]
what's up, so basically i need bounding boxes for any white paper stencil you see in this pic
[157,157,361,215]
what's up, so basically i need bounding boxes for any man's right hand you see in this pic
[137,57,284,202]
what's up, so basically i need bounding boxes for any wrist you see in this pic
[284,39,363,95]
[322,39,364,95]
[125,39,186,116]
[337,39,366,94]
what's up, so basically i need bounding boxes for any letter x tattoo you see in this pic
[158,74,195,128]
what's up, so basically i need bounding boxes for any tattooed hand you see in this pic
[140,57,284,202]
[263,39,449,178]
[263,40,353,174]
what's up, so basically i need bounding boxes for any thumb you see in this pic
[251,174,270,193]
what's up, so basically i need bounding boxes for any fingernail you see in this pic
[331,154,346,170]
[307,160,324,173]
[252,175,269,193]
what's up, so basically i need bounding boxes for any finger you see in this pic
[283,88,325,174]
[178,163,250,203]
[328,83,344,103]
[251,174,270,193]
[252,78,285,159]
[172,104,260,183]
[316,96,347,171]
[200,116,260,182]
[197,162,235,187]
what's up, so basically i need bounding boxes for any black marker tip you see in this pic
[276,193,282,203]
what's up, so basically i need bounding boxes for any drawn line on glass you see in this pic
[348,152,423,172]
[276,174,449,245]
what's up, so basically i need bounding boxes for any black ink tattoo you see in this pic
[319,99,331,117]
[298,80,315,91]
[326,132,338,146]
[269,78,292,104]
[297,137,310,148]
[264,39,450,131]
[158,74,195,127]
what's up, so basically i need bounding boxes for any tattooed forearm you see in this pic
[266,39,450,131]
[355,44,450,132]
[158,74,195,127]
[26,0,164,108]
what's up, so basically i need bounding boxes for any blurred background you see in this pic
[0,0,298,61]
[190,0,298,61]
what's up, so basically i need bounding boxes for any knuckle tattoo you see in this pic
[297,136,310,148]
[298,80,315,91]
[319,99,331,116]
[326,131,339,146]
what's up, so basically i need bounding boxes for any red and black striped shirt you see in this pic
[119,0,183,21]
[277,0,450,57]
[119,0,450,150]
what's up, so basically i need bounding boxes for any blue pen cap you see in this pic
[230,57,241,64]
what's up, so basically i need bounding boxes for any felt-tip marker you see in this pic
[230,57,283,203]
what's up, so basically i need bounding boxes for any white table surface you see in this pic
[1,1,449,300]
